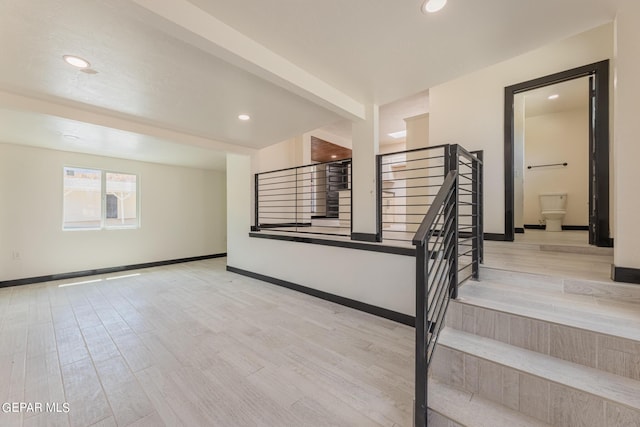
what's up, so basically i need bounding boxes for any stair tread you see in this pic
[458,282,640,342]
[473,279,611,308]
[483,243,613,282]
[438,328,640,411]
[501,241,613,255]
[466,279,640,324]
[429,378,552,427]
[480,266,640,303]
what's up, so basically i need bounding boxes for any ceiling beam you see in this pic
[131,0,366,121]
[0,90,254,155]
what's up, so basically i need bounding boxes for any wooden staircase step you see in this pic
[480,266,640,304]
[428,378,552,427]
[433,328,640,426]
[456,281,640,343]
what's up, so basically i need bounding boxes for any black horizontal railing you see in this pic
[413,144,483,427]
[453,145,483,286]
[413,170,457,427]
[377,145,448,245]
[254,159,352,237]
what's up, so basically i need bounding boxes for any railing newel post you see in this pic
[448,145,459,299]
[472,154,479,279]
[376,154,383,242]
[254,173,260,231]
[478,151,484,264]
[414,240,428,427]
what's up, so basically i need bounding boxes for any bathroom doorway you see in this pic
[514,77,590,243]
[504,60,612,247]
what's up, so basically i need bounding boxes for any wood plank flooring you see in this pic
[514,230,590,246]
[484,232,613,282]
[0,258,414,427]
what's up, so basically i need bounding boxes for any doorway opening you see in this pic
[504,60,612,247]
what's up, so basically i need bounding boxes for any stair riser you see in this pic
[431,345,640,427]
[445,301,640,382]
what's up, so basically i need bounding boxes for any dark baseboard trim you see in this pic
[484,233,509,241]
[351,232,380,243]
[249,232,415,256]
[227,265,415,326]
[562,225,589,231]
[0,253,227,288]
[524,224,545,230]
[515,228,525,234]
[524,224,590,231]
[611,265,640,285]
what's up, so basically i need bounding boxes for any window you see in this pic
[105,172,138,227]
[63,167,138,230]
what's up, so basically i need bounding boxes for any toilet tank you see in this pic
[539,193,567,210]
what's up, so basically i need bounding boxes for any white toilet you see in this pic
[539,193,567,232]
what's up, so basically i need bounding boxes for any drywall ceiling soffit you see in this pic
[189,0,617,105]
[0,90,249,170]
[0,108,228,171]
[314,90,430,146]
[0,0,348,155]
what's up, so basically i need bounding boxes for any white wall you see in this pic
[405,113,429,150]
[0,143,227,281]
[227,154,415,316]
[429,23,613,235]
[613,1,640,269]
[523,109,589,226]
[351,104,380,234]
[257,137,298,172]
[379,142,407,155]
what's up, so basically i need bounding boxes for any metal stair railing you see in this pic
[413,145,483,426]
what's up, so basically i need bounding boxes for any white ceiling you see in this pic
[521,77,590,118]
[189,0,618,104]
[0,0,619,170]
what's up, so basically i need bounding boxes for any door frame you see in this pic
[503,60,611,246]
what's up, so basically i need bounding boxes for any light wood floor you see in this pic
[514,229,590,246]
[0,258,414,427]
[484,231,614,282]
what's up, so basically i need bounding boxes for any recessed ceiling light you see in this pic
[331,155,337,159]
[388,130,407,139]
[238,114,251,121]
[63,55,90,69]
[548,94,560,100]
[422,0,447,13]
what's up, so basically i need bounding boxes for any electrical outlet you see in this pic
[11,250,20,261]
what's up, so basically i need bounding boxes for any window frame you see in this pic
[62,166,140,231]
